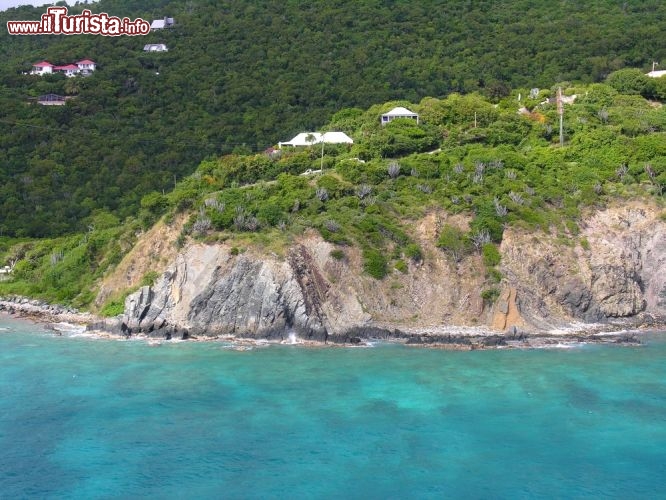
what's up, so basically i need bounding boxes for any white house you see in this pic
[143,44,168,52]
[151,17,175,30]
[53,63,80,77]
[279,131,354,148]
[76,59,96,75]
[319,132,354,144]
[31,61,53,75]
[38,94,67,106]
[647,70,666,78]
[381,106,419,125]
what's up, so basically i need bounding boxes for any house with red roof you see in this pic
[53,63,80,77]
[31,61,54,75]
[30,59,96,77]
[76,59,96,75]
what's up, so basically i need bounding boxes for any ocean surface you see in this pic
[1,315,665,499]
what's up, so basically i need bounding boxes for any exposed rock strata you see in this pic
[104,202,666,343]
[500,203,666,329]
[117,245,353,341]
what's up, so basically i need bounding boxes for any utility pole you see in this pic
[653,61,659,72]
[557,87,564,147]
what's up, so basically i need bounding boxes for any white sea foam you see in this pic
[221,344,254,351]
[532,342,579,349]
[67,332,100,339]
[547,322,603,335]
[51,322,87,335]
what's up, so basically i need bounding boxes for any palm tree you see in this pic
[305,133,317,146]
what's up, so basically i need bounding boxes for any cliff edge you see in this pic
[96,201,666,342]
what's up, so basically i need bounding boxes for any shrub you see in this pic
[437,225,468,262]
[388,161,401,179]
[257,203,284,226]
[323,220,341,232]
[482,243,501,267]
[606,68,656,97]
[99,299,126,317]
[319,217,350,243]
[140,271,160,287]
[404,243,423,262]
[357,184,372,199]
[481,287,500,306]
[192,213,212,235]
[394,259,408,273]
[330,249,345,260]
[486,267,503,283]
[99,286,137,317]
[470,228,492,252]
[140,191,169,215]
[470,202,504,243]
[363,249,388,279]
[316,175,345,197]
[234,207,260,231]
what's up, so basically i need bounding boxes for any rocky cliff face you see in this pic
[109,202,666,341]
[499,202,666,329]
[119,243,368,341]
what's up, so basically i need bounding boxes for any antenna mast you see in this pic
[557,87,564,147]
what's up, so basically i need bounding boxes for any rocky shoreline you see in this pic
[0,296,95,325]
[2,295,664,350]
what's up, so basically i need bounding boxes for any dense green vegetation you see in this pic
[2,80,664,309]
[0,223,129,308]
[2,0,666,236]
[160,85,665,283]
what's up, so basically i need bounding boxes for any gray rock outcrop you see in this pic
[115,202,666,341]
[119,244,365,341]
[501,204,666,328]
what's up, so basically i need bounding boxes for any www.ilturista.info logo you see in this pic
[7,7,150,36]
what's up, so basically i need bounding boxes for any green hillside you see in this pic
[0,80,664,309]
[1,0,666,237]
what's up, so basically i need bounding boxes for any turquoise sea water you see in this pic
[1,315,665,499]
